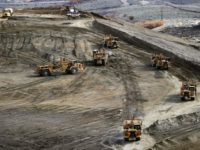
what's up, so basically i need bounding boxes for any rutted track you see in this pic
[110,48,144,119]
[0,77,53,92]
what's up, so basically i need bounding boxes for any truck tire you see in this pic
[136,137,141,141]
[42,70,50,76]
[70,67,78,74]
[94,60,97,66]
[65,69,70,74]
[124,138,129,142]
[102,60,106,66]
[113,42,118,48]
[156,65,161,70]
[39,72,43,76]
[152,63,156,67]
[181,97,185,101]
[164,64,168,70]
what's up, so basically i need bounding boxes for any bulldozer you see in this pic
[104,34,119,49]
[180,80,197,101]
[93,48,108,66]
[36,58,85,76]
[151,53,170,70]
[123,118,142,141]
[2,8,13,18]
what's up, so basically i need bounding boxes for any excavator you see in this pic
[36,58,85,76]
[151,53,170,70]
[93,48,108,66]
[180,80,197,101]
[104,34,119,49]
[123,118,142,141]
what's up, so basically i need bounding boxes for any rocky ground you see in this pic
[0,8,200,150]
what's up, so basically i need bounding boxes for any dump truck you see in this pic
[93,48,108,66]
[151,53,170,70]
[180,80,197,101]
[104,34,119,49]
[2,8,13,18]
[123,119,142,141]
[36,58,85,76]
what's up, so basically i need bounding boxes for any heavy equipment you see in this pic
[36,58,85,76]
[104,34,119,49]
[2,8,13,18]
[180,80,197,101]
[65,6,80,19]
[151,53,170,70]
[123,119,142,141]
[93,48,108,66]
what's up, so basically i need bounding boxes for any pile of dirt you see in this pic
[147,112,200,134]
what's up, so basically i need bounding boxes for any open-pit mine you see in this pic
[0,5,200,150]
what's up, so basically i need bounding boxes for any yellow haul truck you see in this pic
[180,80,197,101]
[151,53,170,70]
[104,34,119,49]
[93,48,108,66]
[123,119,142,141]
[36,58,85,76]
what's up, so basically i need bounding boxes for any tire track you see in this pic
[0,77,54,93]
[109,48,144,119]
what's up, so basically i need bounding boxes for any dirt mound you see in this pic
[147,112,200,133]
